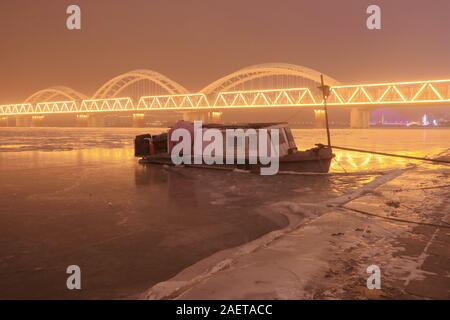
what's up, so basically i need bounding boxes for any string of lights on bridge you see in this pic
[1,64,450,116]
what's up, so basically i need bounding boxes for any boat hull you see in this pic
[139,146,334,174]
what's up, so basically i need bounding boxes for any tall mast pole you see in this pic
[320,74,332,147]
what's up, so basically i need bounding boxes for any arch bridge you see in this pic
[1,64,449,128]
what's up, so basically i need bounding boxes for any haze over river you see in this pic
[0,128,448,299]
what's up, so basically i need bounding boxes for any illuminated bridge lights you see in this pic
[91,70,189,99]
[0,104,34,115]
[36,101,79,114]
[1,79,450,116]
[212,88,318,108]
[137,94,210,110]
[24,86,88,104]
[328,80,450,106]
[80,98,134,113]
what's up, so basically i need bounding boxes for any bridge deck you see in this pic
[2,80,450,116]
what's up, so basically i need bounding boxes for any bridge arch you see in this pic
[24,86,88,104]
[200,63,341,94]
[92,69,189,99]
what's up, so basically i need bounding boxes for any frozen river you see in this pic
[0,127,448,299]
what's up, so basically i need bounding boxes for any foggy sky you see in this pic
[1,0,450,104]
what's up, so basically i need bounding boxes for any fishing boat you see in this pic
[135,75,335,174]
[134,121,334,174]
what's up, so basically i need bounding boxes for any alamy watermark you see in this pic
[367,5,381,30]
[66,265,81,290]
[170,121,280,176]
[66,5,81,30]
[65,5,382,31]
[366,264,381,290]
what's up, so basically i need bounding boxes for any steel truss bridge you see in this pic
[1,63,449,128]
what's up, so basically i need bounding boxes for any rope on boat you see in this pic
[331,145,450,164]
[332,157,348,173]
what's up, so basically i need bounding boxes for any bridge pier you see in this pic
[0,116,8,127]
[350,109,370,129]
[182,111,222,123]
[209,111,222,123]
[84,114,106,127]
[132,113,146,127]
[314,109,326,128]
[31,115,45,127]
[15,115,32,127]
[76,114,89,127]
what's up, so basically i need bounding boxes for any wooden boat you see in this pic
[136,75,336,174]
[135,121,334,174]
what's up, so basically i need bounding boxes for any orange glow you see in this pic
[1,79,450,116]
